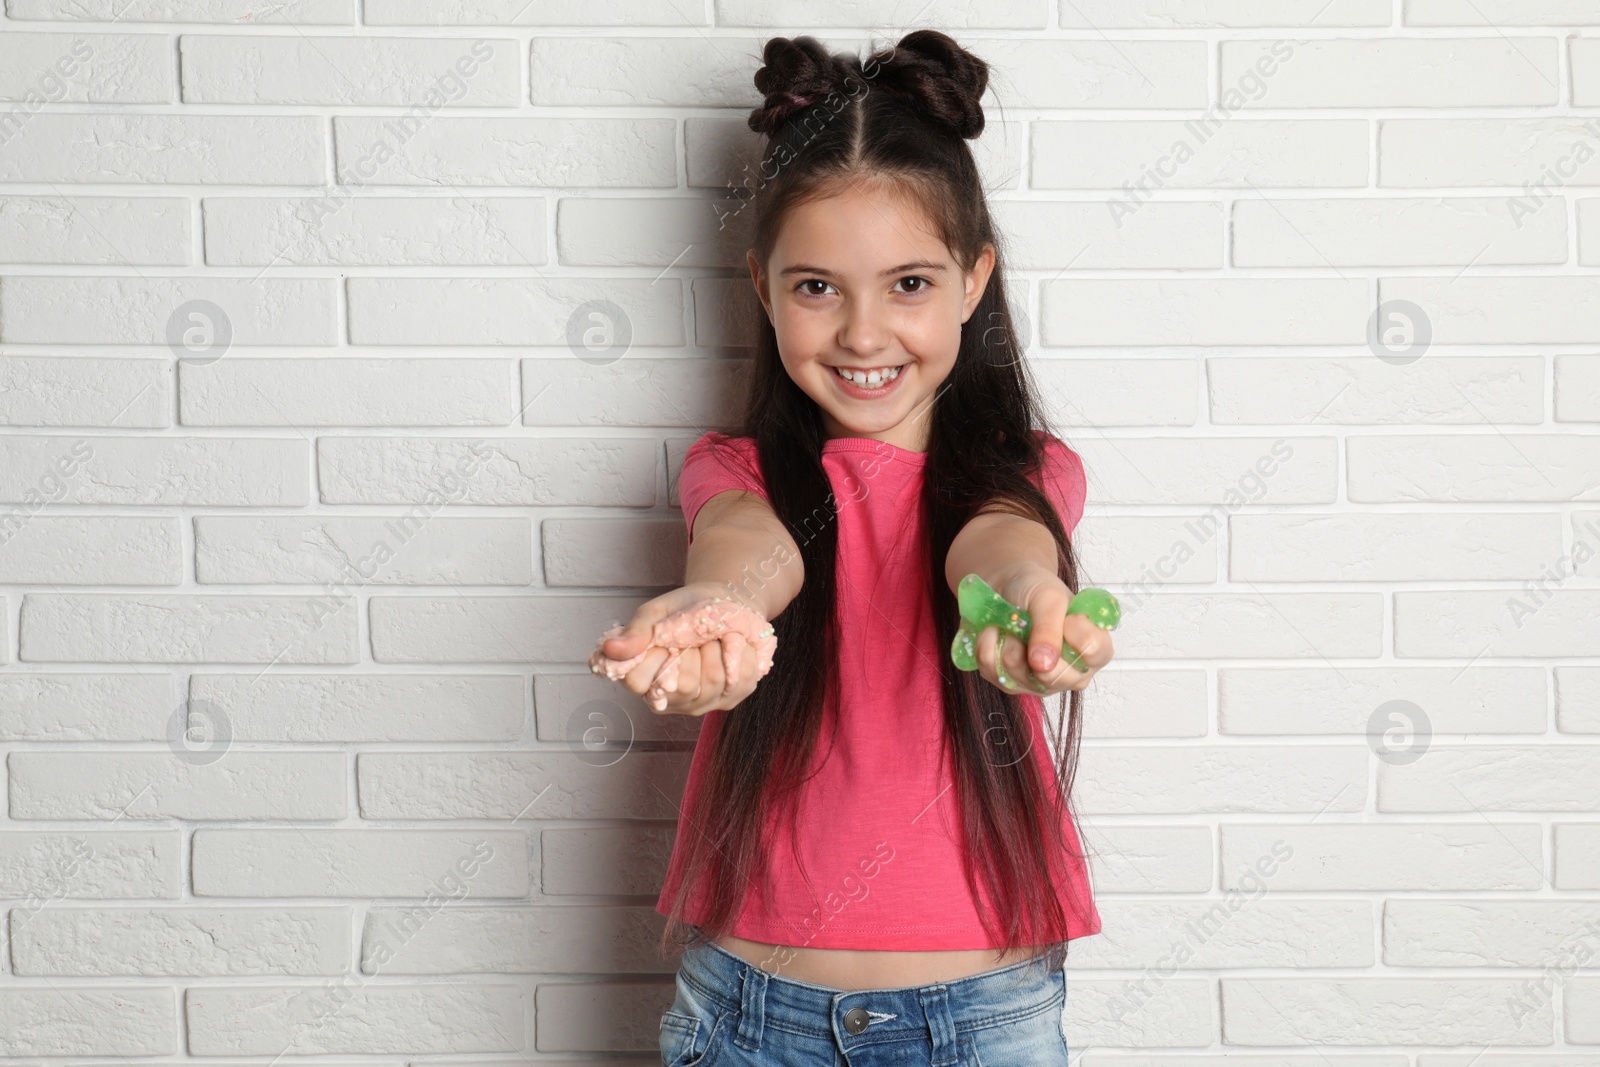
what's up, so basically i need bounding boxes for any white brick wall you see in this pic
[0,1,1595,1059]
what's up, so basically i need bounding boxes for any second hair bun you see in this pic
[864,29,989,140]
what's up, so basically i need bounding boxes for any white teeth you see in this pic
[836,365,901,387]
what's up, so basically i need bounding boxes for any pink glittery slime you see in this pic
[588,596,777,712]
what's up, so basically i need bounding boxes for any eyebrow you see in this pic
[777,260,950,278]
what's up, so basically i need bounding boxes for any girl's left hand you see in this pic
[973,561,1115,697]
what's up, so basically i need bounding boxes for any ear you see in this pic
[747,250,774,324]
[960,242,996,323]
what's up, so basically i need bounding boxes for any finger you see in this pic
[999,632,1024,693]
[715,634,741,689]
[1001,628,1048,694]
[995,628,1043,694]
[668,645,701,708]
[604,589,687,659]
[1031,643,1084,692]
[739,644,759,694]
[1025,585,1072,679]
[978,625,1023,695]
[701,637,727,700]
[603,609,657,659]
[1062,615,1114,674]
[623,645,669,696]
[976,624,998,687]
[713,643,761,716]
[719,643,761,710]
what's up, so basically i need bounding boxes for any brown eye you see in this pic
[897,276,931,294]
[797,279,832,297]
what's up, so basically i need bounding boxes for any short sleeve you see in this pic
[677,431,770,544]
[1029,431,1087,536]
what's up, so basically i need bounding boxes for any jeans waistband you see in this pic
[678,935,1066,1053]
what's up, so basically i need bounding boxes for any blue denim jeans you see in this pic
[659,934,1072,1066]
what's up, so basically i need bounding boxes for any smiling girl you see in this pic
[598,30,1114,1065]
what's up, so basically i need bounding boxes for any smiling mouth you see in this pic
[832,364,905,388]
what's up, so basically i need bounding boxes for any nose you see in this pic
[836,299,892,360]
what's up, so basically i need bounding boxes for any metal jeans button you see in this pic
[843,1006,870,1034]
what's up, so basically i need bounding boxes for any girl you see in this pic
[599,29,1115,1066]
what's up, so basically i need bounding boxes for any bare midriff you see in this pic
[713,933,1047,991]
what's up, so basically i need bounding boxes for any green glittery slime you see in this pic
[951,573,1121,688]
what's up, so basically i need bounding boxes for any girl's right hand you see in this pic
[601,581,766,716]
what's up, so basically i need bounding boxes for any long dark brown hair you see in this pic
[658,29,1096,978]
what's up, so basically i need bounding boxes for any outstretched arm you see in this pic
[945,510,1057,597]
[683,489,805,621]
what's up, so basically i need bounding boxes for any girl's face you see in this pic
[748,182,995,454]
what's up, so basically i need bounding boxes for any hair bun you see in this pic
[862,29,989,139]
[748,36,844,138]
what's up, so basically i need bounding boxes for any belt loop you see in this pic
[734,961,767,1050]
[918,983,958,1067]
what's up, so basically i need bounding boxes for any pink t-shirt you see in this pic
[655,429,1102,950]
